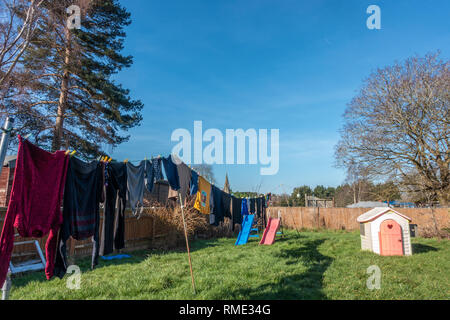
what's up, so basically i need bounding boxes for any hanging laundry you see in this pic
[162,155,180,191]
[241,198,249,216]
[231,196,243,229]
[261,196,267,227]
[249,198,256,214]
[126,160,146,217]
[145,158,163,192]
[0,136,69,286]
[167,160,191,204]
[255,196,266,227]
[209,186,215,224]
[211,185,224,226]
[194,175,211,214]
[222,192,232,220]
[256,197,263,218]
[190,169,199,195]
[100,162,127,256]
[54,157,103,278]
[176,162,192,205]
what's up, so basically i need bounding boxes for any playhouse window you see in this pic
[360,223,365,236]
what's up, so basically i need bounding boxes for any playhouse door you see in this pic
[379,219,403,256]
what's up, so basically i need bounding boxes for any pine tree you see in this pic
[13,0,143,157]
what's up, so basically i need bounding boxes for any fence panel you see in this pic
[268,207,450,233]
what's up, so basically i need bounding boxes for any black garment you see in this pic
[100,162,127,256]
[222,192,232,220]
[256,196,267,227]
[189,169,198,195]
[249,198,256,214]
[256,197,262,218]
[162,155,180,191]
[211,185,224,226]
[260,196,267,227]
[231,196,242,229]
[54,158,103,278]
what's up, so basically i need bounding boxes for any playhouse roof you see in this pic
[357,207,412,223]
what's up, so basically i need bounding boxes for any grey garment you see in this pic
[177,162,192,205]
[210,187,214,211]
[126,161,146,218]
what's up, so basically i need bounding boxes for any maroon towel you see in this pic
[0,136,68,286]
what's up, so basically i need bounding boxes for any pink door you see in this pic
[379,219,404,256]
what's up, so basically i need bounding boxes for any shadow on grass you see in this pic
[190,239,222,252]
[10,251,150,288]
[412,243,439,254]
[230,238,333,299]
[275,233,306,243]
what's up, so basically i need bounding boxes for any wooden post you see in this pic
[317,206,320,229]
[178,192,196,294]
[289,207,300,235]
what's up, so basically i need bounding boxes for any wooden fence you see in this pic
[267,207,450,235]
[2,206,449,264]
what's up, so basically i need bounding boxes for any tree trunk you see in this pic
[52,27,71,152]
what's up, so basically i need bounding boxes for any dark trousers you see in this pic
[100,188,125,256]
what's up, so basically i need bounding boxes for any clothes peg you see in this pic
[124,158,128,163]
[65,150,71,156]
[70,150,76,157]
[108,157,112,163]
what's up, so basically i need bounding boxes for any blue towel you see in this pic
[101,254,131,261]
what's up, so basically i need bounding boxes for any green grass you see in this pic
[9,230,450,300]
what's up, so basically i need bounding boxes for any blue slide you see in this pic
[235,214,256,245]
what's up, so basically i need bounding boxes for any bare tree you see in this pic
[335,52,449,205]
[191,164,216,184]
[343,161,372,204]
[0,0,43,89]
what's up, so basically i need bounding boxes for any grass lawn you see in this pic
[8,230,450,300]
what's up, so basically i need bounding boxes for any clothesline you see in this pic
[20,133,267,203]
[18,135,261,201]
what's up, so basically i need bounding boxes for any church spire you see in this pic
[223,173,231,193]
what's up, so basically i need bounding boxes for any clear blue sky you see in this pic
[112,0,450,194]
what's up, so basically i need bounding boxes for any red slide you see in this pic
[259,218,281,245]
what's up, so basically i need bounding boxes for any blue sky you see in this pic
[111,0,450,194]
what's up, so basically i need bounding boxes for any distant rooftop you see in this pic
[347,201,388,208]
[3,155,16,168]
